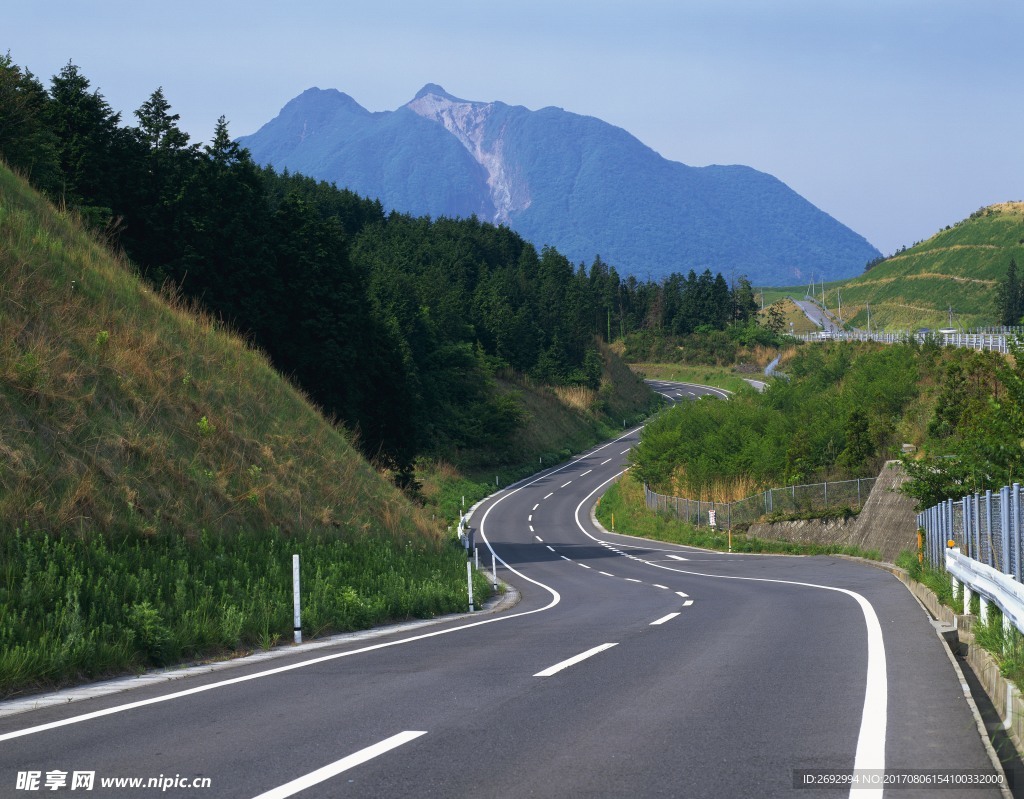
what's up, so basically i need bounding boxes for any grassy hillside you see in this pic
[0,164,493,695]
[787,203,1024,330]
[0,164,433,540]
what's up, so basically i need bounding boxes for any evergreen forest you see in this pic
[0,56,764,483]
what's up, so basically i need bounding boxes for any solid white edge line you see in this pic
[534,643,617,677]
[650,613,680,626]
[573,466,886,799]
[251,731,427,799]
[5,426,645,742]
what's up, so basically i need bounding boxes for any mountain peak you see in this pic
[412,84,464,103]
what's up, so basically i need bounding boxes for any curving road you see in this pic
[0,382,1007,798]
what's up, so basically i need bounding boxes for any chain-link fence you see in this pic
[644,477,876,530]
[918,485,1024,580]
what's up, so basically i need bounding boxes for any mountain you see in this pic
[238,85,881,286]
[821,202,1024,331]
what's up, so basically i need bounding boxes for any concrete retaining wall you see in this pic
[748,461,919,561]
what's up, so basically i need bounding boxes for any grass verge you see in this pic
[594,472,881,558]
[0,527,490,699]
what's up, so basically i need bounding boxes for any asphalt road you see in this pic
[0,381,1008,798]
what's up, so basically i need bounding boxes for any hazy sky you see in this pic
[7,0,1023,255]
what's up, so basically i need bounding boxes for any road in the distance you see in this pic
[0,381,1006,798]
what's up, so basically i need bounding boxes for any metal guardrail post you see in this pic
[1001,486,1011,575]
[1015,484,1023,582]
[985,489,994,568]
[974,493,982,564]
[966,495,974,557]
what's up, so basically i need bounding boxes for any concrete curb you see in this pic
[0,583,520,721]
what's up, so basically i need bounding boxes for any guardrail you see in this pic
[799,330,1015,354]
[918,484,1024,632]
[645,477,875,530]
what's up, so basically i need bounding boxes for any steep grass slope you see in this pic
[0,163,435,541]
[836,203,1024,330]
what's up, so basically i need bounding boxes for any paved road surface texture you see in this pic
[0,382,1008,798]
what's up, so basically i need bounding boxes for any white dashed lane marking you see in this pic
[650,613,680,626]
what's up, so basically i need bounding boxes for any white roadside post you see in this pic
[466,523,475,612]
[492,550,498,591]
[292,554,302,644]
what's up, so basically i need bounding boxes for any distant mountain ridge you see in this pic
[238,85,881,285]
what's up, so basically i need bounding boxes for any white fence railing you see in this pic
[918,484,1024,633]
[799,329,1019,354]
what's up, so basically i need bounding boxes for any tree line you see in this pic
[0,55,764,482]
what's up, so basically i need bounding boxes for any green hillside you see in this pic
[0,163,497,694]
[835,203,1024,330]
[0,164,433,540]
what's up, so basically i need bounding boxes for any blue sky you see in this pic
[7,0,1023,256]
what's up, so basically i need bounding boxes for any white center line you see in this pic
[620,449,630,455]
[251,731,427,799]
[668,554,689,561]
[534,643,617,677]
[653,584,669,590]
[533,504,539,511]
[650,613,681,626]
[544,492,554,499]
[546,545,556,552]
[675,591,689,598]
[579,563,592,569]
[625,578,642,583]
[561,481,572,488]
[560,555,571,561]
[535,535,543,542]
[599,571,614,577]
[581,469,592,476]
[683,600,694,607]
[600,458,612,465]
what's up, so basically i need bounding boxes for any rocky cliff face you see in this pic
[406,86,530,224]
[238,84,881,284]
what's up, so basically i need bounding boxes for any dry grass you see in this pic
[0,163,435,542]
[669,470,762,503]
[554,384,597,412]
